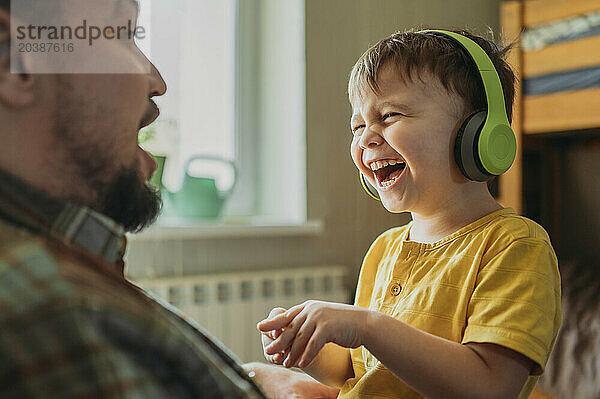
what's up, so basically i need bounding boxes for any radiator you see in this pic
[134,265,349,363]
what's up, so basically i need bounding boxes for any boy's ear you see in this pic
[0,8,36,108]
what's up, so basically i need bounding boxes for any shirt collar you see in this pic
[0,168,127,264]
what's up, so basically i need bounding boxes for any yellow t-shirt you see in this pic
[338,208,561,399]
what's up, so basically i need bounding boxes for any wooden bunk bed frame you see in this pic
[500,2,600,398]
[498,0,600,215]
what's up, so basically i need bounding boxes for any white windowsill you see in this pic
[127,218,324,241]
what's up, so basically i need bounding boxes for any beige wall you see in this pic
[128,0,504,293]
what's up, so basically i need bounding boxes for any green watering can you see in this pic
[162,155,238,220]
[149,154,166,191]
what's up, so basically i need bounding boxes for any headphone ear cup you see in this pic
[454,111,492,182]
[454,117,471,180]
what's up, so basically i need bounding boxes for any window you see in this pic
[139,0,306,224]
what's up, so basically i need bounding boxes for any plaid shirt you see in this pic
[0,169,266,399]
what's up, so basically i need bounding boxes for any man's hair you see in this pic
[348,29,516,123]
[0,1,8,10]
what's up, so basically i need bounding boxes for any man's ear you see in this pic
[0,7,35,108]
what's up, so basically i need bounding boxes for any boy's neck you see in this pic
[408,189,503,244]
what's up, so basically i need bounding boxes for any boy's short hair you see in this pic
[348,29,516,123]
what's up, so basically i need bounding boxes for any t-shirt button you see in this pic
[390,283,402,296]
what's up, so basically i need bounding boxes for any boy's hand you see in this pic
[259,307,289,365]
[257,300,369,369]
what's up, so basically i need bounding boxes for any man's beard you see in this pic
[69,154,163,233]
[96,167,162,233]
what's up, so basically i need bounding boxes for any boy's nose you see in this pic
[359,127,384,149]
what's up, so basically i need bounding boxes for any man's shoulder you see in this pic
[0,219,46,253]
[0,222,75,316]
[0,222,63,283]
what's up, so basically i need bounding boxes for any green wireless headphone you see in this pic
[360,29,517,200]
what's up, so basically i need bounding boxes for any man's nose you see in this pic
[359,126,384,150]
[148,61,167,97]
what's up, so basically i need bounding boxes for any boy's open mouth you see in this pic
[370,159,406,188]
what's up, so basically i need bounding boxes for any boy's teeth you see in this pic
[381,176,397,187]
[371,160,388,170]
[369,159,404,171]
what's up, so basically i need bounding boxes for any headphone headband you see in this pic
[419,30,507,121]
[418,30,516,175]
